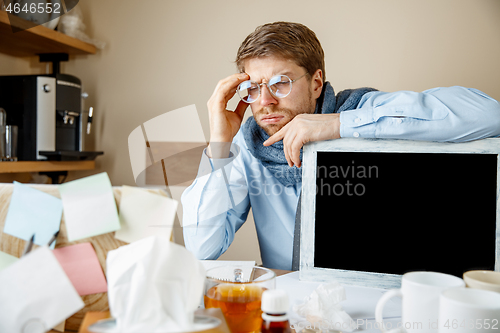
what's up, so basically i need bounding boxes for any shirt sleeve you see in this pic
[181,142,251,260]
[339,86,500,142]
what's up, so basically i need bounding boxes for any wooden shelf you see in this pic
[0,10,96,57]
[0,160,95,173]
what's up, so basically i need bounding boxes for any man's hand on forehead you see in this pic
[263,113,341,168]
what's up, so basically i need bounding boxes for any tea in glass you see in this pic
[204,266,275,333]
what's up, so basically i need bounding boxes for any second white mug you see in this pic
[438,287,500,333]
[375,271,465,333]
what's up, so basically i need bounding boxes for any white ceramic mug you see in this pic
[375,272,465,333]
[438,287,500,333]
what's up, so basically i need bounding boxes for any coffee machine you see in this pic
[0,54,103,161]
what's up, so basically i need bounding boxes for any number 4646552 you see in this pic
[444,319,498,330]
[5,2,61,14]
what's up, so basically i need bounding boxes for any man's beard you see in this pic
[255,108,294,136]
[255,90,315,137]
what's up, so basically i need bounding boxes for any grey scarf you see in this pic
[242,82,377,186]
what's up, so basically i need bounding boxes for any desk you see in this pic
[76,308,232,333]
[0,161,96,183]
[48,268,291,333]
[0,161,95,173]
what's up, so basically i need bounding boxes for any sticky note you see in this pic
[3,182,62,249]
[52,242,108,296]
[0,246,84,333]
[58,173,120,241]
[115,186,177,243]
[0,251,18,271]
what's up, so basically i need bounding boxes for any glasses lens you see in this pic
[237,81,260,103]
[268,75,292,98]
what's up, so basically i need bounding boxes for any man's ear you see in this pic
[311,69,323,99]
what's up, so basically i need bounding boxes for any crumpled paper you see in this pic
[58,5,106,49]
[293,282,355,332]
[106,236,205,332]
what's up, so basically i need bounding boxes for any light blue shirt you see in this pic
[182,86,500,270]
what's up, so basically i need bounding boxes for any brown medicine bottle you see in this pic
[261,289,292,333]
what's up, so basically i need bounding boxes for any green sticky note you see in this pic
[58,172,120,241]
[0,251,18,271]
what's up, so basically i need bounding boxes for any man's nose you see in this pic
[260,84,278,106]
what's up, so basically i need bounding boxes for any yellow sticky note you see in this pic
[115,186,177,243]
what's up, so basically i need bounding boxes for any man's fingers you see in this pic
[234,100,249,120]
[263,134,280,146]
[282,126,298,167]
[216,73,249,91]
[283,141,292,167]
[282,124,305,168]
[211,73,249,107]
[290,138,303,168]
[263,125,287,146]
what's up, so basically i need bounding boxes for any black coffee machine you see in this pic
[0,53,103,161]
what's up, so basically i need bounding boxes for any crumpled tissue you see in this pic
[106,236,205,332]
[58,5,106,49]
[293,282,355,332]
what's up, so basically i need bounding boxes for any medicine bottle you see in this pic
[261,289,292,333]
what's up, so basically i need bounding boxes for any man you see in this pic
[182,22,500,270]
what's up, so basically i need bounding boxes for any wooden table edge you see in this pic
[0,161,95,173]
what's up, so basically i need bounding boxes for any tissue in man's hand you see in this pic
[293,282,355,332]
[107,236,206,332]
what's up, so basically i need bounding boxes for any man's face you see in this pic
[242,56,320,136]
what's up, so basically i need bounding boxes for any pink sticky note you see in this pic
[52,243,108,296]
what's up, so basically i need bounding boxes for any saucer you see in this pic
[88,314,221,333]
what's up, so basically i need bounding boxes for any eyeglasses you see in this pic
[237,72,309,103]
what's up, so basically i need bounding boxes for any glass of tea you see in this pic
[204,266,276,333]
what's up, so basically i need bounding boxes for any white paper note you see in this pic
[115,186,178,243]
[0,246,84,333]
[59,172,120,241]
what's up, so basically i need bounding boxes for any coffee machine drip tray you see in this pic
[39,151,104,161]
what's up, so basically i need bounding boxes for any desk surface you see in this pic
[76,308,231,333]
[0,161,95,173]
[47,268,291,333]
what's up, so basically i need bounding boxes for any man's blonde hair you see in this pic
[235,22,326,82]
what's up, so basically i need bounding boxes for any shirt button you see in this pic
[396,118,403,124]
[353,132,360,138]
[354,118,361,123]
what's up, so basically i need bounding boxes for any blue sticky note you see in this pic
[3,182,62,249]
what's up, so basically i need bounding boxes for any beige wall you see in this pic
[2,0,500,263]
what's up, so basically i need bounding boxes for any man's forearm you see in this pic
[181,146,250,260]
[207,141,232,159]
[339,87,500,142]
